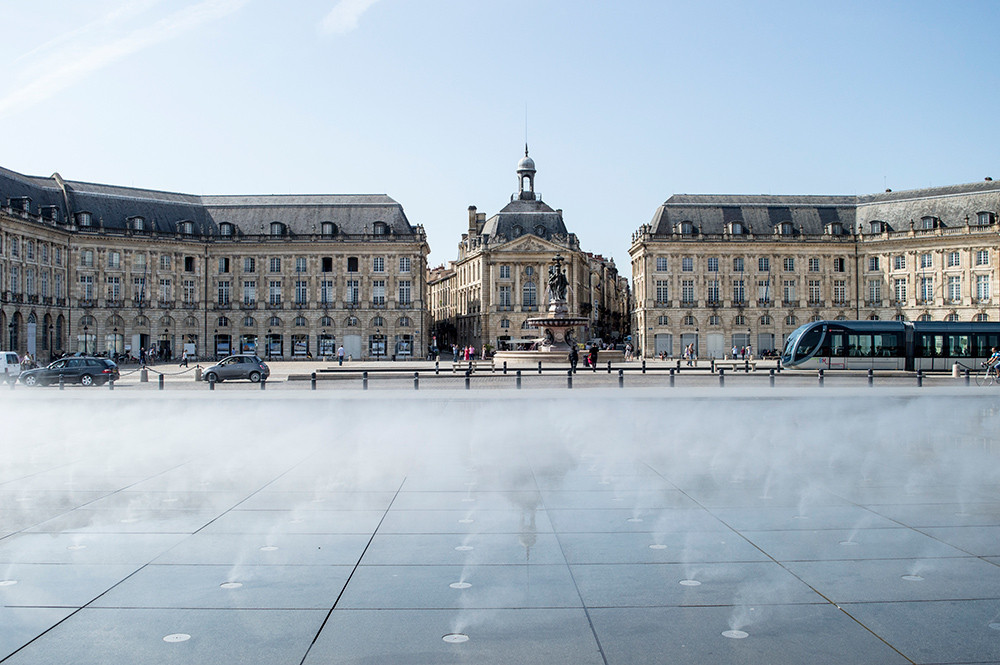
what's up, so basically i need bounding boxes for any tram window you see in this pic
[821,331,846,356]
[873,333,900,356]
[847,334,873,357]
[794,328,823,359]
[947,335,971,357]
[918,334,944,357]
[974,334,1000,357]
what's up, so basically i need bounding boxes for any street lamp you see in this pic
[375,327,381,361]
[113,327,118,360]
[83,325,89,355]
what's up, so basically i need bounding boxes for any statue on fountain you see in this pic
[548,264,568,302]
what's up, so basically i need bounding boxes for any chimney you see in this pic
[468,206,478,236]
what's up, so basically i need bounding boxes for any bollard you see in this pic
[7,368,12,390]
[362,371,368,391]
[435,360,440,375]
[194,367,202,382]
[669,368,675,387]
[769,369,775,387]
[719,368,725,387]
[109,378,114,391]
[465,375,470,390]
[158,373,164,390]
[140,368,148,383]
[260,378,266,391]
[414,372,419,390]
[607,360,612,374]
[567,369,573,389]
[538,361,542,375]
[59,374,65,390]
[676,359,681,370]
[642,360,646,374]
[964,369,970,386]
[744,359,749,373]
[209,375,215,391]
[516,370,522,390]
[917,369,923,387]
[503,361,508,375]
[311,372,317,390]
[868,368,873,387]
[711,359,716,373]
[618,369,624,388]
[818,369,824,387]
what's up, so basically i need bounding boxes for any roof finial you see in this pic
[525,143,529,157]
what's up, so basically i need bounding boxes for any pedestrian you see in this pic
[588,343,599,368]
[180,350,188,368]
[337,345,345,366]
[731,344,738,359]
[569,344,579,372]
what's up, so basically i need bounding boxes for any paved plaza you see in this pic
[1,389,998,664]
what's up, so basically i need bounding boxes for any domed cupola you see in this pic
[516,145,536,201]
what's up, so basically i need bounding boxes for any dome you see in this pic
[517,147,536,172]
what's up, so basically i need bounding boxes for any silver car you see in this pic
[202,354,270,383]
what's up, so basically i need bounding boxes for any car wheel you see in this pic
[205,372,219,383]
[248,371,261,383]
[23,375,37,387]
[80,374,94,387]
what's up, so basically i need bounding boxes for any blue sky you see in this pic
[2,1,998,275]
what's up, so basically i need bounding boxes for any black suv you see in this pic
[20,357,120,387]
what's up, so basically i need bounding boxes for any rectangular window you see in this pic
[244,257,255,273]
[399,257,411,273]
[10,239,18,258]
[656,257,669,272]
[295,280,307,304]
[372,279,385,304]
[55,248,62,266]
[833,280,846,303]
[219,258,230,273]
[808,280,821,304]
[25,241,34,261]
[948,275,961,302]
[868,280,881,303]
[681,279,695,304]
[920,277,933,302]
[159,254,171,271]
[757,279,770,303]
[707,279,720,302]
[321,280,334,304]
[655,280,669,303]
[218,281,230,305]
[134,253,147,271]
[373,256,385,273]
[40,271,48,298]
[79,274,93,299]
[108,252,120,269]
[894,255,906,270]
[707,257,719,272]
[681,257,693,272]
[133,277,146,301]
[733,279,745,303]
[25,268,35,295]
[296,257,307,273]
[269,257,281,273]
[269,280,282,305]
[976,250,989,266]
[322,257,334,273]
[55,273,64,298]
[833,258,845,273]
[499,284,512,307]
[158,278,171,301]
[733,257,744,272]
[346,279,359,304]
[758,257,770,272]
[918,253,931,269]
[184,256,195,273]
[783,257,794,272]
[398,280,411,305]
[81,250,94,267]
[243,280,256,304]
[947,252,960,268]
[977,274,990,301]
[499,264,511,279]
[106,275,121,300]
[782,280,796,304]
[808,258,820,272]
[894,278,907,302]
[183,279,196,303]
[868,257,880,272]
[41,244,49,264]
[9,266,18,294]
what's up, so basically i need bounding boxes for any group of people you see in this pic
[731,344,753,360]
[567,343,602,372]
[452,344,482,362]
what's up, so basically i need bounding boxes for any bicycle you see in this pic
[976,363,1000,386]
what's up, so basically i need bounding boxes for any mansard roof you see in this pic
[0,165,417,236]
[650,193,856,236]
[480,198,568,240]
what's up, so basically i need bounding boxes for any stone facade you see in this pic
[630,181,1000,358]
[429,150,629,352]
[0,166,429,361]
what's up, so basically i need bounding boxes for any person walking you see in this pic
[337,345,345,366]
[179,350,188,368]
[568,345,579,373]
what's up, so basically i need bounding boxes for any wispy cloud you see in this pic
[0,0,249,119]
[320,0,381,35]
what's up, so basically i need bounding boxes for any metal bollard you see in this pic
[538,361,542,375]
[503,361,508,375]
[868,368,873,387]
[59,374,65,390]
[260,378,266,391]
[414,372,419,390]
[744,359,749,373]
[158,373,164,390]
[607,360,612,374]
[362,371,368,391]
[618,369,624,388]
[676,359,681,370]
[109,378,114,390]
[435,361,440,375]
[719,368,725,387]
[818,369,824,387]
[669,368,675,387]
[465,375,470,390]
[140,368,148,383]
[642,360,646,374]
[769,369,775,387]
[567,369,573,389]
[209,375,215,391]
[917,369,923,387]
[964,369,970,386]
[711,359,716,373]
[311,372,317,390]
[516,370,522,389]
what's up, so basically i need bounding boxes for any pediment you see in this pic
[492,235,562,254]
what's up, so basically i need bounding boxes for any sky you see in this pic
[2,0,998,276]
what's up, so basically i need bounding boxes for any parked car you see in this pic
[20,357,120,387]
[1,352,21,384]
[202,354,270,383]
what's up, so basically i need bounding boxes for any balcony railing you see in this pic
[396,302,413,309]
[521,305,538,312]
[756,299,772,307]
[214,302,231,310]
[497,304,513,312]
[240,301,257,310]
[106,299,124,308]
[733,300,747,308]
[680,299,697,308]
[293,301,309,309]
[158,300,175,309]
[807,300,824,307]
[865,300,882,307]
[182,301,198,309]
[781,300,797,307]
[56,297,66,307]
[79,298,96,308]
[654,300,671,308]
[832,300,850,307]
[266,301,284,310]
[26,294,39,304]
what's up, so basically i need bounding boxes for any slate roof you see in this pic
[0,165,416,236]
[479,198,568,241]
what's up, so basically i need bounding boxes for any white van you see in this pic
[1,352,21,383]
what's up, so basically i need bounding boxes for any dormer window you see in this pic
[679,221,694,235]
[778,222,794,235]
[919,216,936,230]
[270,222,285,236]
[8,197,30,212]
[372,221,388,235]
[178,221,195,235]
[730,221,744,235]
[41,206,59,222]
[869,220,884,234]
[826,222,843,235]
[130,216,145,232]
[534,225,547,237]
[976,212,995,226]
[512,225,523,237]
[75,212,92,227]
[219,222,234,237]
[321,221,336,237]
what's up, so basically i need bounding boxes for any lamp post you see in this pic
[164,328,170,360]
[321,328,327,357]
[83,325,89,355]
[113,327,118,360]
[375,327,381,361]
[7,321,14,354]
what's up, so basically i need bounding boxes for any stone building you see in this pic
[0,165,429,361]
[630,180,1000,358]
[430,149,629,352]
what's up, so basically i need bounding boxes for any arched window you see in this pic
[371,315,385,328]
[682,315,696,326]
[521,320,532,329]
[219,223,234,237]
[76,212,92,227]
[243,316,255,327]
[835,314,847,321]
[321,222,335,237]
[946,313,960,322]
[500,319,510,329]
[534,225,546,237]
[869,220,884,234]
[130,216,145,232]
[785,315,797,326]
[397,317,411,327]
[184,316,198,327]
[709,315,720,326]
[270,222,285,236]
[867,314,879,321]
[134,315,149,327]
[294,316,307,327]
[512,225,523,237]
[268,316,281,327]
[895,314,907,321]
[346,316,359,327]
[759,315,772,326]
[657,315,669,325]
[734,315,747,326]
[217,316,230,327]
[320,315,333,327]
[976,313,989,322]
